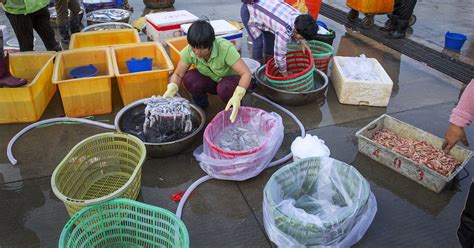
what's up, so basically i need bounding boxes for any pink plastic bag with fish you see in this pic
[194,107,284,181]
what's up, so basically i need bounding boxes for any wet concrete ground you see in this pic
[0,0,473,247]
[324,0,474,64]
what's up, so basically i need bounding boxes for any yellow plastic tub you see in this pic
[53,47,114,117]
[112,42,174,105]
[69,29,140,49]
[166,36,188,68]
[0,52,56,124]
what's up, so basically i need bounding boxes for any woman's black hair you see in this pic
[294,14,318,40]
[187,20,215,49]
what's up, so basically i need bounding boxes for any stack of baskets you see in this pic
[287,40,334,74]
[51,132,146,217]
[59,198,189,248]
[265,50,315,92]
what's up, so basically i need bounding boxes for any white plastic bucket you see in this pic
[242,57,261,74]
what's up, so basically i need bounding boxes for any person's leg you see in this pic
[392,0,402,16]
[32,7,62,51]
[68,0,82,34]
[458,180,474,248]
[5,12,35,51]
[241,4,264,64]
[55,0,70,44]
[398,0,417,21]
[382,0,401,32]
[387,0,416,39]
[262,31,275,63]
[183,69,218,108]
[216,75,241,103]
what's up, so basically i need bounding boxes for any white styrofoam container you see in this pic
[181,20,243,51]
[331,56,393,107]
[145,10,199,42]
[181,20,239,35]
[218,31,243,51]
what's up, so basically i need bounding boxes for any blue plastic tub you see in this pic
[126,57,153,73]
[69,64,98,79]
[445,32,467,51]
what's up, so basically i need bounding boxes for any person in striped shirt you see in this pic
[241,0,318,77]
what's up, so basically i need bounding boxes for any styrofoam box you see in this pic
[181,20,243,51]
[331,56,393,107]
[181,20,239,36]
[146,10,199,42]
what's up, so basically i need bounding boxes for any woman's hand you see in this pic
[442,123,469,153]
[298,39,311,55]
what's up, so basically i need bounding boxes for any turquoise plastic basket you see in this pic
[59,198,190,248]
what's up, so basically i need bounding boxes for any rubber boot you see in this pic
[0,56,28,88]
[58,24,71,45]
[386,20,409,39]
[380,14,398,32]
[69,16,81,34]
[192,95,209,109]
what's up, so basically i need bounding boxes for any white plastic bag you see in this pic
[263,157,377,247]
[291,134,330,160]
[194,107,284,181]
[340,54,381,82]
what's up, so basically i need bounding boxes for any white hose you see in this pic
[251,92,306,167]
[176,175,212,219]
[7,117,115,165]
[175,92,306,218]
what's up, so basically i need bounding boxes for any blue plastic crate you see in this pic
[126,57,153,73]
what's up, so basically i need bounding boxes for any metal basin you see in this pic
[114,98,206,158]
[86,9,131,26]
[81,22,134,32]
[255,65,328,106]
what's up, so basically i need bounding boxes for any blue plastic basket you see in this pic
[126,57,153,73]
[445,32,467,51]
[69,64,98,78]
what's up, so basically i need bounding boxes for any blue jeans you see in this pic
[240,4,275,61]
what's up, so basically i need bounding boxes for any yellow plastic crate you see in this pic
[0,52,56,124]
[69,29,140,49]
[53,47,114,117]
[112,42,174,105]
[166,36,188,68]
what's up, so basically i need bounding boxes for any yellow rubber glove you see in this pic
[162,83,179,98]
[225,86,246,123]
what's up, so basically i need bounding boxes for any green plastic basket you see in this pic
[264,157,370,245]
[51,132,147,217]
[288,40,334,73]
[59,198,189,248]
